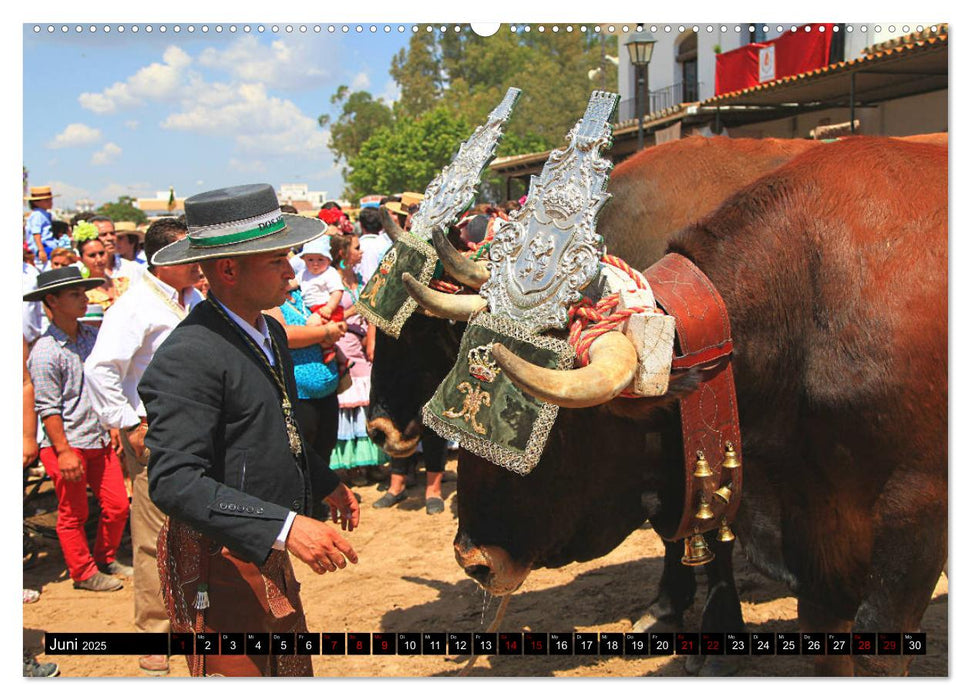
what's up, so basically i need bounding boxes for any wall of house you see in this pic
[725,88,947,138]
[618,23,936,107]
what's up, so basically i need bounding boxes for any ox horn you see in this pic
[378,205,404,242]
[491,331,638,408]
[402,271,487,321]
[432,228,490,290]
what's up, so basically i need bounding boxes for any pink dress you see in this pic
[329,275,386,471]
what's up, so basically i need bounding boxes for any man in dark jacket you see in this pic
[139,184,356,676]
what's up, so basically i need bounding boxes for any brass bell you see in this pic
[695,495,715,521]
[713,484,733,504]
[722,441,741,470]
[681,532,715,566]
[717,519,735,542]
[693,451,713,479]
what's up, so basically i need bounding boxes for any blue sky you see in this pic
[23,24,411,208]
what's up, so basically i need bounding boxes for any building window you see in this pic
[676,33,698,103]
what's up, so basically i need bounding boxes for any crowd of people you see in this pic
[21,182,524,677]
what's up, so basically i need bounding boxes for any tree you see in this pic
[331,29,620,201]
[389,33,444,119]
[319,86,394,192]
[391,29,619,157]
[345,107,470,201]
[97,196,148,225]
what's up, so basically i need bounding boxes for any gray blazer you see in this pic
[138,299,341,564]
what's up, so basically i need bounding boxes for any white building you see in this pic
[616,22,947,141]
[278,183,330,210]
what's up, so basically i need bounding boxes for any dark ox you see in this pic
[456,136,947,675]
[367,136,821,649]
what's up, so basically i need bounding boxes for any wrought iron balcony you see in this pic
[616,81,704,121]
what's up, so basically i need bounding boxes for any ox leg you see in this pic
[851,514,946,676]
[798,598,854,676]
[685,535,745,676]
[632,539,697,633]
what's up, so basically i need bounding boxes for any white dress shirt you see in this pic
[111,253,145,284]
[84,272,203,430]
[357,231,393,285]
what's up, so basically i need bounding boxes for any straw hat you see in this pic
[24,185,57,201]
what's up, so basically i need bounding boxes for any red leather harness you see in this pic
[645,253,743,544]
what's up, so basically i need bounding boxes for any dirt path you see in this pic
[24,462,947,677]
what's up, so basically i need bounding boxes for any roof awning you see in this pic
[490,27,946,178]
[697,29,947,125]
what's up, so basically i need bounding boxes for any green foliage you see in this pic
[345,107,470,201]
[318,86,394,197]
[97,196,148,225]
[321,28,621,200]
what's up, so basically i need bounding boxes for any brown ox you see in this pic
[452,136,946,675]
[371,136,820,674]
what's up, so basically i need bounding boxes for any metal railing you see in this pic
[616,82,704,121]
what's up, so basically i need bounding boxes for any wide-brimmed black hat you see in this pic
[23,266,105,302]
[151,183,325,266]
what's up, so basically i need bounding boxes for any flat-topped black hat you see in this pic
[23,266,105,301]
[151,183,325,266]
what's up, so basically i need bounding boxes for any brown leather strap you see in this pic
[644,253,743,542]
[646,253,734,369]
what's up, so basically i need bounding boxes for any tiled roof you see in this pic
[863,23,948,55]
[704,26,947,105]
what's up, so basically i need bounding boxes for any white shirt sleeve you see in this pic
[273,510,298,550]
[84,310,145,430]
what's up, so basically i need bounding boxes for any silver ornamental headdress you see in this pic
[421,91,621,477]
[480,90,620,333]
[355,88,521,338]
[409,87,521,241]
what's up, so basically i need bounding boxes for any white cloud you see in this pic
[125,120,139,130]
[197,35,334,91]
[350,72,371,91]
[79,46,192,114]
[379,79,401,106]
[48,180,91,207]
[100,182,154,201]
[47,123,102,149]
[163,81,330,157]
[91,142,122,166]
[227,158,268,174]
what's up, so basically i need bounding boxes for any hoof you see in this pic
[632,611,681,634]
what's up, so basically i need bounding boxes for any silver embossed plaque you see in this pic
[480,90,619,333]
[408,87,521,241]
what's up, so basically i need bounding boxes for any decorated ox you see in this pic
[367,136,820,657]
[368,135,818,456]
[450,136,946,675]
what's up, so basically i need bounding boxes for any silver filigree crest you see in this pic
[408,87,521,241]
[480,90,619,333]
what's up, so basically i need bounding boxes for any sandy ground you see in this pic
[23,460,948,678]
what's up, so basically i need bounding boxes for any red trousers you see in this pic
[39,446,130,582]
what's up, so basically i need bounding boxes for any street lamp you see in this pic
[625,28,657,151]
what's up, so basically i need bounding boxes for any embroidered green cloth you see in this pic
[422,311,574,475]
[356,234,438,338]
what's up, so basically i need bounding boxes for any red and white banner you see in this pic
[715,24,834,96]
